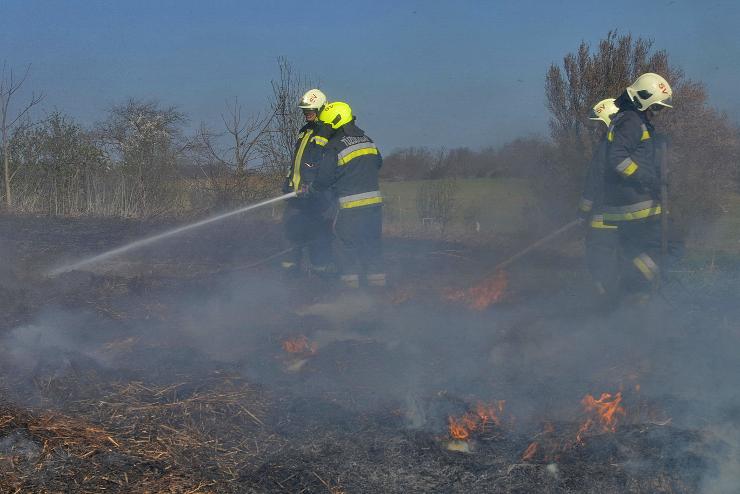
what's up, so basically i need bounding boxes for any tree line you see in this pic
[0,58,305,217]
[2,34,739,230]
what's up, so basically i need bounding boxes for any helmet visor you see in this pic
[654,95,673,108]
[588,107,601,120]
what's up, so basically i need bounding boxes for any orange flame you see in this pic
[468,271,508,310]
[446,271,508,311]
[281,335,318,355]
[577,392,625,443]
[448,401,506,439]
[521,441,539,461]
[448,415,473,440]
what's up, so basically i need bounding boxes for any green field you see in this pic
[381,178,534,238]
[380,178,740,254]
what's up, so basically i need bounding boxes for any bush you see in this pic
[416,179,458,234]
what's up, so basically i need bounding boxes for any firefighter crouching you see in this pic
[603,73,673,299]
[298,101,385,288]
[579,98,620,296]
[282,89,335,276]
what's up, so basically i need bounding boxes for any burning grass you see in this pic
[1,215,737,492]
[446,270,508,310]
[448,401,507,441]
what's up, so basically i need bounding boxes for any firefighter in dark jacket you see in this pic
[281,88,334,276]
[299,101,385,288]
[579,98,620,295]
[603,73,673,298]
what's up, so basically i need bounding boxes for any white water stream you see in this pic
[47,192,296,276]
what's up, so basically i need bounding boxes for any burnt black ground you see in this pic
[0,213,738,493]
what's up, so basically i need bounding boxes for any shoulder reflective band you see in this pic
[590,215,618,230]
[337,142,378,166]
[633,253,659,281]
[603,200,661,221]
[608,124,649,142]
[312,135,328,146]
[616,157,639,177]
[292,129,314,189]
[579,198,593,213]
[640,124,651,141]
[338,190,383,209]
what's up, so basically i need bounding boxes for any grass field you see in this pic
[380,178,740,254]
[381,178,535,238]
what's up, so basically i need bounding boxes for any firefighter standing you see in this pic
[603,73,673,299]
[300,101,385,288]
[281,89,335,276]
[579,98,620,295]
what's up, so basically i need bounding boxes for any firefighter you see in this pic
[579,98,620,295]
[299,101,385,288]
[603,73,673,300]
[281,88,335,276]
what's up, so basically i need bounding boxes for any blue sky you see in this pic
[2,0,739,152]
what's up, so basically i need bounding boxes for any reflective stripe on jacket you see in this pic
[286,121,331,191]
[604,93,662,222]
[313,121,383,209]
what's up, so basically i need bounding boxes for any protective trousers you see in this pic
[585,225,620,295]
[334,205,384,288]
[616,215,661,294]
[282,198,334,271]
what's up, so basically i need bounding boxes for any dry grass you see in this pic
[0,374,277,493]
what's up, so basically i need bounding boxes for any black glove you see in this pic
[282,179,292,194]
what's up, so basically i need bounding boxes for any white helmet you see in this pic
[626,73,673,111]
[298,89,327,111]
[588,98,619,126]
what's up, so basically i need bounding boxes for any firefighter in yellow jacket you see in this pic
[281,89,335,276]
[299,102,385,288]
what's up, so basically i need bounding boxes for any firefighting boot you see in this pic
[366,273,387,287]
[281,260,300,278]
[340,274,360,289]
[310,263,337,280]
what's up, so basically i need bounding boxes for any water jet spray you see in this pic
[47,192,296,276]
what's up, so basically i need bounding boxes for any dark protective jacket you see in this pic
[313,120,383,209]
[285,120,332,192]
[602,92,662,223]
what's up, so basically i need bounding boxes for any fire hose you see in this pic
[490,219,583,272]
[48,192,297,276]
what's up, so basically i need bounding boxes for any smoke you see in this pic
[0,215,738,492]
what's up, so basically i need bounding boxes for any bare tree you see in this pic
[0,62,44,208]
[259,57,312,180]
[188,98,274,205]
[221,97,274,175]
[545,32,677,160]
